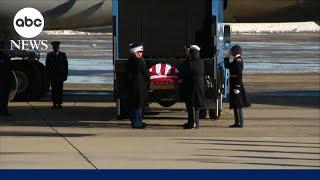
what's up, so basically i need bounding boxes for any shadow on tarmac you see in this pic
[39,90,114,102]
[0,106,188,129]
[174,138,320,168]
[186,159,320,168]
[248,90,320,108]
[2,89,319,129]
[0,131,95,137]
[22,89,320,108]
[178,138,320,145]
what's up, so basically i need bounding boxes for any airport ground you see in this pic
[1,32,319,168]
[0,73,319,169]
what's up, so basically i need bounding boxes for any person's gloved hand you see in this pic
[234,89,240,94]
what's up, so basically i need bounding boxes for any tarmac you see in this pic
[1,73,319,169]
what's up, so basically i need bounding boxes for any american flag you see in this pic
[149,63,180,90]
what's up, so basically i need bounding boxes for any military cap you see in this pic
[231,45,242,55]
[129,42,143,53]
[51,41,61,46]
[190,45,201,51]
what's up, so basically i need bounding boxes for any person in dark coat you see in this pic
[181,45,205,129]
[45,41,68,109]
[0,42,12,116]
[224,45,251,128]
[127,43,149,129]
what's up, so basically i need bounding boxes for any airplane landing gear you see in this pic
[9,50,49,101]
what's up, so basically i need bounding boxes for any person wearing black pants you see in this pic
[181,45,204,129]
[224,45,251,128]
[46,41,68,109]
[0,43,11,116]
[51,81,64,106]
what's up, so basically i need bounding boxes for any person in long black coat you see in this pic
[127,43,150,129]
[0,43,12,116]
[45,41,68,108]
[224,45,251,128]
[181,45,204,129]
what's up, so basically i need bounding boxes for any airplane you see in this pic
[0,0,318,31]
[0,0,319,101]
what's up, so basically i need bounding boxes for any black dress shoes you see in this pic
[183,123,195,129]
[132,123,147,129]
[229,124,243,128]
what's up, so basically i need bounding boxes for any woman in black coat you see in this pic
[181,45,204,129]
[224,45,250,128]
[127,43,150,129]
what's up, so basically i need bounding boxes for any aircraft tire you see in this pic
[31,60,50,97]
[158,99,176,107]
[12,60,42,101]
[8,71,18,102]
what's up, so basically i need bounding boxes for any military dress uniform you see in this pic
[127,43,150,128]
[181,45,205,129]
[0,49,11,116]
[224,54,250,127]
[45,49,68,108]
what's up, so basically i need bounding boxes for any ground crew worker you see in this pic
[224,45,251,128]
[0,42,11,116]
[45,41,68,109]
[181,45,204,129]
[127,43,149,129]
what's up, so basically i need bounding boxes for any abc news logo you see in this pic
[15,16,43,28]
[11,7,48,50]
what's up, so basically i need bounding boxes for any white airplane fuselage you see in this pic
[0,0,319,31]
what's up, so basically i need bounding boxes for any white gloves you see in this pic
[234,89,240,94]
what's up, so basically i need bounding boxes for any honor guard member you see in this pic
[181,45,204,129]
[45,41,68,109]
[224,45,251,128]
[127,43,149,129]
[0,42,12,116]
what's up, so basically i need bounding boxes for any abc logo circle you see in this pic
[13,7,44,38]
